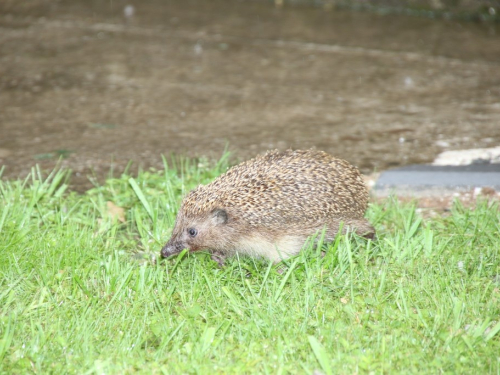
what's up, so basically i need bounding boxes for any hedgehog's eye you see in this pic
[187,228,198,237]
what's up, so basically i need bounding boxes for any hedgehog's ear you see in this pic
[211,209,228,225]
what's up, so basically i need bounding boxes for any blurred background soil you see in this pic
[1,0,499,192]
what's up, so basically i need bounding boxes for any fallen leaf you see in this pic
[107,201,126,223]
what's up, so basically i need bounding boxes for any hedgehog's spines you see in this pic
[181,149,369,228]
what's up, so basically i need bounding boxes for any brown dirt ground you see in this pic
[1,0,499,210]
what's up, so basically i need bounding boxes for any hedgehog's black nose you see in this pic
[160,244,174,258]
[160,243,183,258]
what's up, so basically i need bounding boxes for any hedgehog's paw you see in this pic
[210,250,228,267]
[354,219,376,240]
[337,218,376,240]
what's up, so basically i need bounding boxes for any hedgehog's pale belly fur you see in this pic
[235,234,306,263]
[161,149,375,264]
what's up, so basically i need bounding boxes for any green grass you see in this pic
[0,157,499,374]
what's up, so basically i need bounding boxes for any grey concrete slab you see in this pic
[373,164,500,196]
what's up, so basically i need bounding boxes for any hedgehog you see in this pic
[160,149,374,266]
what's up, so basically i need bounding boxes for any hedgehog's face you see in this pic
[160,208,229,258]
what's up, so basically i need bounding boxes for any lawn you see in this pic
[0,157,499,374]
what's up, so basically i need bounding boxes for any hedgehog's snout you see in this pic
[160,240,185,258]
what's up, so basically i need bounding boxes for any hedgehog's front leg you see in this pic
[210,250,228,267]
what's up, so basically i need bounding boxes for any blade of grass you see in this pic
[0,314,15,361]
[485,320,500,342]
[169,249,189,275]
[221,287,244,317]
[258,261,274,297]
[128,178,153,220]
[308,336,332,375]
[199,326,216,353]
[274,257,300,302]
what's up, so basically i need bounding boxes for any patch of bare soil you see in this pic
[1,0,499,193]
